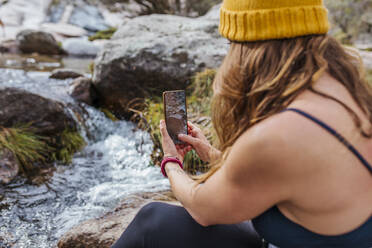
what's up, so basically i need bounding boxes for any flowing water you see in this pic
[0,67,169,247]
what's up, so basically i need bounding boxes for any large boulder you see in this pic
[101,0,221,17]
[16,30,66,55]
[57,191,178,248]
[0,88,76,136]
[92,5,227,117]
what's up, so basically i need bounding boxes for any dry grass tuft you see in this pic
[129,69,217,174]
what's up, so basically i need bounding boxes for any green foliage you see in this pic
[0,126,52,173]
[129,98,164,165]
[0,125,86,176]
[53,129,86,164]
[183,149,210,175]
[88,27,117,41]
[100,108,119,121]
[89,62,95,74]
[188,68,216,116]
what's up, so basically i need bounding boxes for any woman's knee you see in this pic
[133,202,169,234]
[136,202,167,220]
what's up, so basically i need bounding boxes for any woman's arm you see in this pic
[160,120,292,226]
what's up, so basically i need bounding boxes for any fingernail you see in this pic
[178,134,184,138]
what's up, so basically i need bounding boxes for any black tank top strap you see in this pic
[282,108,372,174]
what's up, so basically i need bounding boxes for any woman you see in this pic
[112,0,372,247]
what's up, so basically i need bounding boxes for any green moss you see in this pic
[53,129,86,164]
[100,108,119,121]
[89,62,95,74]
[0,126,52,173]
[88,27,117,41]
[50,0,60,5]
[0,125,86,177]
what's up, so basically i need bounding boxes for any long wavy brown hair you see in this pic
[196,34,372,183]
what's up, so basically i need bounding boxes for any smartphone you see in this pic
[163,90,188,145]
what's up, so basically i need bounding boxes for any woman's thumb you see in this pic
[159,120,171,139]
[178,134,199,146]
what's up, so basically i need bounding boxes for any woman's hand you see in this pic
[159,120,192,163]
[178,122,221,162]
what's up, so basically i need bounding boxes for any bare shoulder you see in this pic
[227,111,312,181]
[236,111,312,160]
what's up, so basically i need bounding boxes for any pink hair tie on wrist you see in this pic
[161,157,183,178]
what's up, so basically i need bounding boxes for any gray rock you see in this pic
[47,1,66,23]
[62,37,101,57]
[57,191,178,248]
[16,29,66,55]
[50,68,84,80]
[0,88,76,136]
[325,0,372,44]
[41,23,88,37]
[69,5,109,33]
[0,149,19,185]
[0,39,19,54]
[70,77,98,106]
[102,0,220,17]
[92,5,227,117]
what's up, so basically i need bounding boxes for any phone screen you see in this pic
[163,90,188,145]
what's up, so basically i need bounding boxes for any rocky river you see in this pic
[0,0,371,247]
[0,66,169,247]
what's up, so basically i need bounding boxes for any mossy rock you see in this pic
[0,88,86,183]
[88,27,117,41]
[0,126,85,183]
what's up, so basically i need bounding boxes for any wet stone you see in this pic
[16,30,66,55]
[0,149,19,185]
[70,77,98,106]
[50,68,84,80]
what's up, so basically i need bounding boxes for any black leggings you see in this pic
[111,202,264,248]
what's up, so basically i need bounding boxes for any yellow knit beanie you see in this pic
[219,0,330,42]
